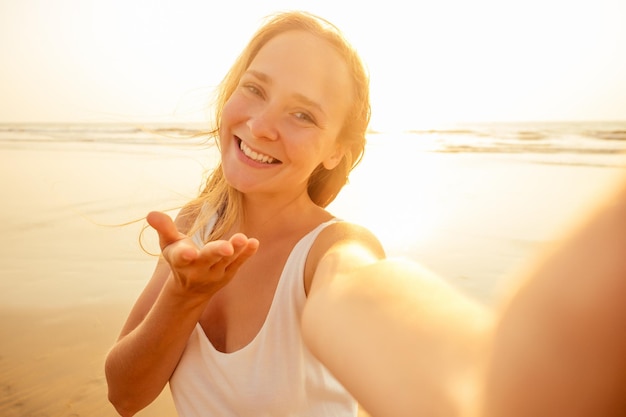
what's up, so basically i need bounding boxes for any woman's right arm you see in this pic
[302,223,492,417]
[105,210,258,417]
[479,176,626,417]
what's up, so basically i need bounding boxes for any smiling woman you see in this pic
[104,11,388,417]
[2,3,626,417]
[218,31,352,201]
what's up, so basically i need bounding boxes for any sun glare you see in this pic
[329,133,451,252]
[0,0,624,125]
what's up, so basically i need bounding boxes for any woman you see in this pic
[106,10,487,417]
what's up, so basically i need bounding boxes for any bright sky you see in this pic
[1,0,625,130]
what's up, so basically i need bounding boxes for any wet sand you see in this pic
[0,304,177,417]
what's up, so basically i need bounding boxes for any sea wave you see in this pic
[2,121,626,156]
[398,121,626,155]
[0,123,210,147]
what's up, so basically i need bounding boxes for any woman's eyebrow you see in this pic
[292,93,325,117]
[244,69,326,117]
[245,69,271,84]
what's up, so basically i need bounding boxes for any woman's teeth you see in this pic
[240,141,276,164]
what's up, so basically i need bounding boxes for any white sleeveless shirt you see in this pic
[169,219,357,417]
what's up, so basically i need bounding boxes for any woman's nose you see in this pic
[247,106,279,141]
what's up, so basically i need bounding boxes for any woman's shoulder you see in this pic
[320,220,382,247]
[309,220,386,266]
[303,220,385,294]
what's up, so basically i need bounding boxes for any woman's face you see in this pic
[219,30,352,200]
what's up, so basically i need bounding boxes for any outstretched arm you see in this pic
[479,176,626,417]
[105,211,258,417]
[303,175,626,417]
[302,225,492,417]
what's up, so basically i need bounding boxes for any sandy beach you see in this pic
[0,304,178,417]
[0,143,198,416]
[1,131,624,416]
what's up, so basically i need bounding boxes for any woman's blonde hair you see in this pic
[186,11,370,241]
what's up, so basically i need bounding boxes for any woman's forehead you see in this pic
[247,31,352,117]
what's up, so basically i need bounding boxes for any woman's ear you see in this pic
[322,145,346,170]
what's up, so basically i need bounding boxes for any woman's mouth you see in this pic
[238,139,281,164]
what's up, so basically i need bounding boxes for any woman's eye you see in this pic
[244,84,263,97]
[294,112,316,124]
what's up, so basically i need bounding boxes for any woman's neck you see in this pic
[236,191,330,239]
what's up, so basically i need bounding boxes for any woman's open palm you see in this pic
[146,211,259,297]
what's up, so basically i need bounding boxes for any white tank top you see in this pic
[169,219,357,417]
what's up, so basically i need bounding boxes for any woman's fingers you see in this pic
[199,234,259,275]
[227,234,259,270]
[147,211,199,266]
[146,211,183,250]
[147,211,259,291]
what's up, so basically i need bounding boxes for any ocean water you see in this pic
[2,120,626,155]
[1,121,625,305]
